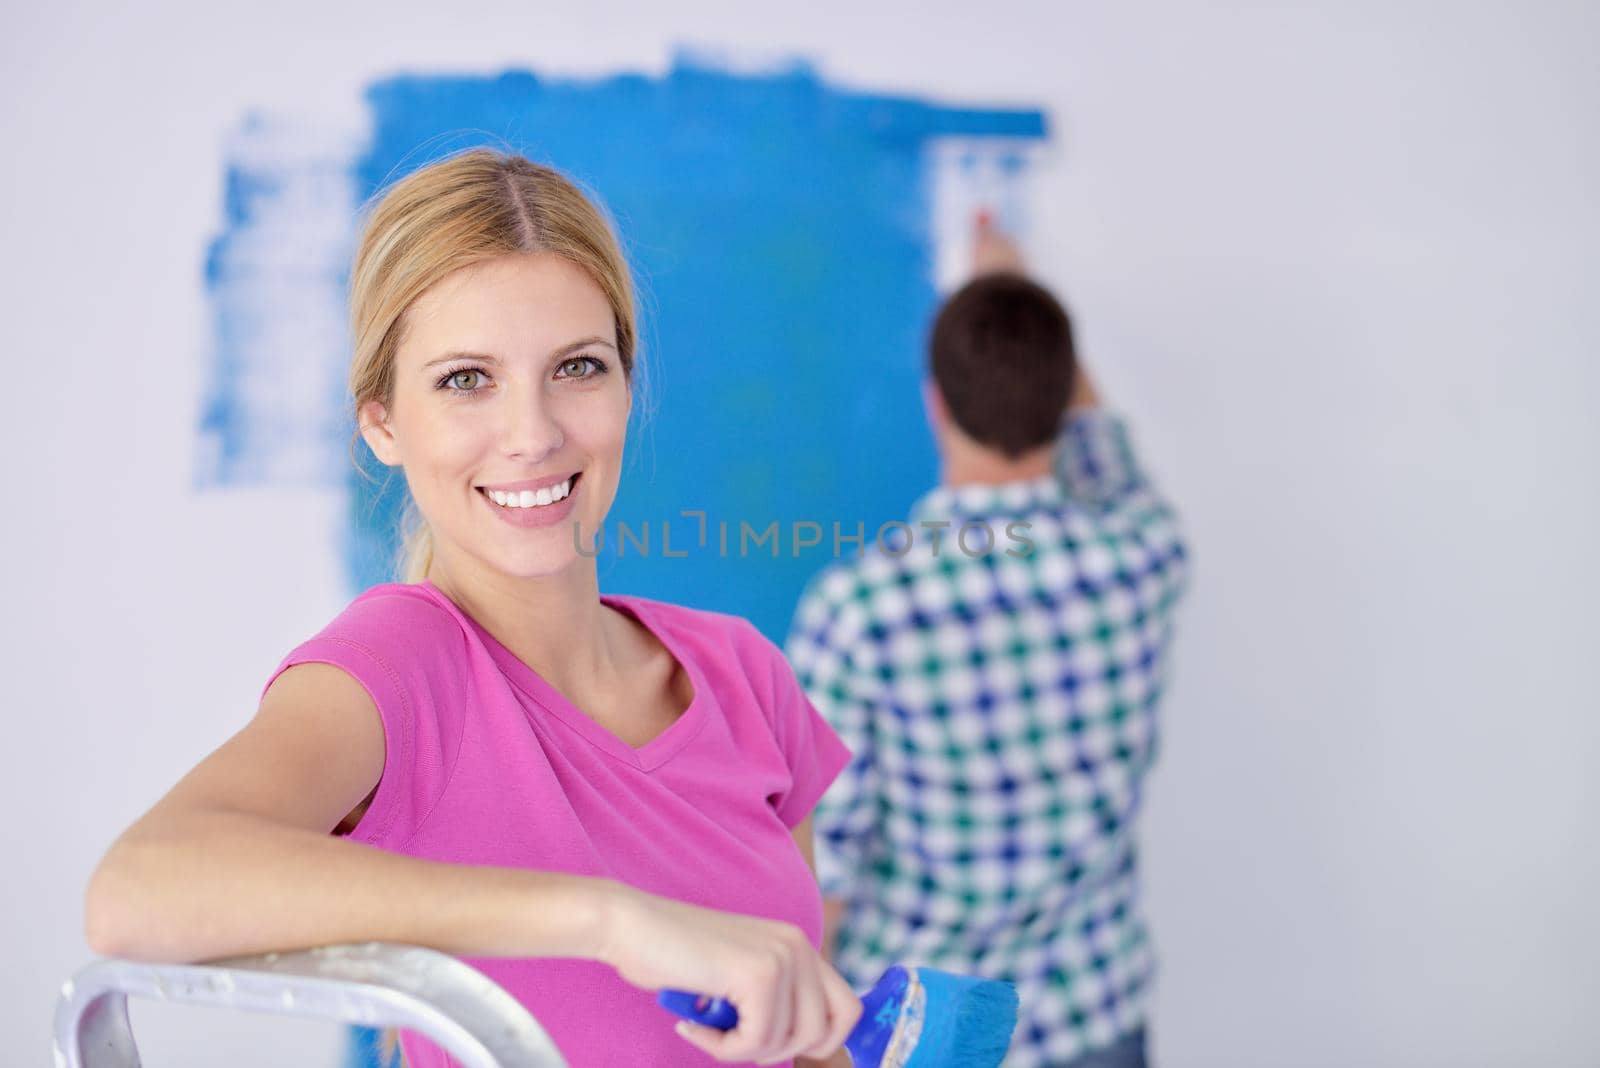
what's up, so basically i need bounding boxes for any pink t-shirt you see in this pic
[259,580,852,1068]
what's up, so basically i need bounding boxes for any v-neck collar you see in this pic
[421,581,709,772]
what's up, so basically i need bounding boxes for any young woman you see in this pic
[84,147,861,1068]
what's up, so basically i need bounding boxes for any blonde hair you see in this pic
[348,146,640,585]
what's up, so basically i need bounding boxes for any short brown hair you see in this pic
[929,272,1075,459]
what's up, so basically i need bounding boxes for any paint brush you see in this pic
[658,964,1018,1067]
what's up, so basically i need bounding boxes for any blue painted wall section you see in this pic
[345,58,1044,642]
[199,113,359,488]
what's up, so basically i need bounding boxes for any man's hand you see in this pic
[969,210,1101,410]
[971,209,1026,276]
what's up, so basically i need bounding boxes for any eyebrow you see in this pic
[421,336,617,370]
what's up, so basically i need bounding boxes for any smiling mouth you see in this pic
[477,473,581,510]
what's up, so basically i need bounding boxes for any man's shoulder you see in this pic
[799,547,911,607]
[792,547,920,650]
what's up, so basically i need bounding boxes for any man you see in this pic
[786,219,1189,1067]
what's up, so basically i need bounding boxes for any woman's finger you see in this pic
[773,953,831,1063]
[806,961,863,1058]
[756,950,795,1062]
[673,1020,746,1063]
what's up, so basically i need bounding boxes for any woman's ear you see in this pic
[357,399,400,466]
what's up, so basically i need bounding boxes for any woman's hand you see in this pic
[595,882,862,1065]
[797,1052,854,1068]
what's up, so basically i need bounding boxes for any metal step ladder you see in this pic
[54,942,569,1067]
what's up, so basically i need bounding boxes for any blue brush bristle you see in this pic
[901,968,1018,1068]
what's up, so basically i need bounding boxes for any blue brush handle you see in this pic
[657,989,741,1030]
[658,969,907,1068]
[659,967,1010,1068]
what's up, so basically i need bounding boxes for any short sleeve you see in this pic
[738,620,853,829]
[258,588,468,849]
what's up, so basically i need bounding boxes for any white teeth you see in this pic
[486,478,573,509]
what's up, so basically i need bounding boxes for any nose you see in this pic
[498,383,564,463]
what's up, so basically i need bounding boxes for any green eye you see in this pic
[435,366,489,395]
[558,356,609,380]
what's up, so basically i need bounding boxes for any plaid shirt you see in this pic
[786,409,1189,1067]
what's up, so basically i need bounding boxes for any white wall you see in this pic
[5,2,1595,1064]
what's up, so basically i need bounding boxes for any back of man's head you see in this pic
[929,272,1076,459]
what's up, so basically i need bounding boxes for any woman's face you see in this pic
[359,251,630,582]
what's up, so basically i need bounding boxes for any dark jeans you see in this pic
[1058,1026,1148,1068]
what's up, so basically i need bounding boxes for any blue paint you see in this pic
[197,57,1044,638]
[198,111,358,488]
[342,1024,400,1068]
[344,56,1045,640]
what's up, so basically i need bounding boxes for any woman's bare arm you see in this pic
[83,661,613,963]
[85,661,862,1063]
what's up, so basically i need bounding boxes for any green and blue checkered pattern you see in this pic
[787,410,1188,1067]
